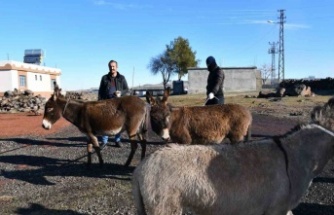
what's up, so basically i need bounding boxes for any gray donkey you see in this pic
[132,98,334,215]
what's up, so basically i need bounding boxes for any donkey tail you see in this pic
[132,176,147,215]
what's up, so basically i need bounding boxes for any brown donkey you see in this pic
[146,88,252,145]
[42,84,148,167]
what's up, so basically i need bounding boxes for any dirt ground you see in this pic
[0,113,71,137]
[0,97,334,215]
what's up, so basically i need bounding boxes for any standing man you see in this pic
[98,60,130,149]
[205,56,225,105]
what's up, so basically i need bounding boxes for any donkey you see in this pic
[42,84,148,167]
[146,88,252,144]
[132,99,334,215]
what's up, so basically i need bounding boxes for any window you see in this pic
[19,75,27,87]
[51,79,56,89]
[35,75,37,80]
[40,75,42,81]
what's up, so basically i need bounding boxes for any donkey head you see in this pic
[311,97,334,131]
[146,88,172,141]
[42,83,64,130]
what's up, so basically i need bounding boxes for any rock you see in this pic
[23,89,34,96]
[0,89,47,114]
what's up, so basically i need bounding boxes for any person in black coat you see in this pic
[98,60,129,100]
[98,60,130,149]
[205,56,225,105]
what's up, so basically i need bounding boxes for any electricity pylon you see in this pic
[268,42,278,85]
[277,9,286,82]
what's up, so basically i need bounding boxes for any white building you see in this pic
[188,67,262,94]
[0,60,61,98]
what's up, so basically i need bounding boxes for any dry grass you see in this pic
[83,90,333,109]
[167,93,332,108]
[162,93,334,123]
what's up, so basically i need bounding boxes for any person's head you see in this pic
[108,60,118,77]
[206,56,217,72]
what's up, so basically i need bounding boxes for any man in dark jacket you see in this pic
[205,56,225,105]
[98,60,130,149]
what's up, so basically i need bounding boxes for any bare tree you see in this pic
[259,64,272,85]
[148,37,199,86]
[148,51,177,89]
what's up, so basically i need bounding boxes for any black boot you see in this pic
[115,141,121,148]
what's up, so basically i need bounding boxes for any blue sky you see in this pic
[1,0,333,91]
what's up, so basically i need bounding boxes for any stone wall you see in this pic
[280,78,334,92]
[0,89,46,114]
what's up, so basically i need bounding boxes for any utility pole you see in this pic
[277,9,286,82]
[132,66,135,88]
[268,42,278,85]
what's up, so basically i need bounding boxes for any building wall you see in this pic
[27,72,52,92]
[0,60,61,97]
[0,70,17,92]
[188,67,262,94]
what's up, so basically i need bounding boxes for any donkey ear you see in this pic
[53,81,59,91]
[161,87,170,105]
[311,105,323,122]
[53,81,62,98]
[146,91,157,105]
[327,97,334,108]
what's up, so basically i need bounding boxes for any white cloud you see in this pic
[244,20,271,25]
[242,19,311,29]
[92,0,150,10]
[92,0,109,6]
[285,23,311,30]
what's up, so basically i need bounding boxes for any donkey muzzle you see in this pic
[42,119,52,130]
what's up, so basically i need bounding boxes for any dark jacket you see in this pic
[98,72,129,100]
[206,66,225,98]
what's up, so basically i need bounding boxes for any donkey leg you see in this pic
[92,146,104,167]
[228,133,242,144]
[124,140,138,167]
[90,135,104,166]
[137,133,147,160]
[140,141,147,160]
[87,143,93,167]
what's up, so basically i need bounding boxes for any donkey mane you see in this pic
[219,124,311,152]
[172,106,191,127]
[274,123,334,143]
[274,123,305,140]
